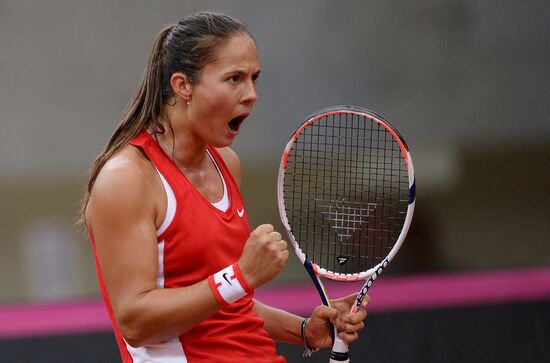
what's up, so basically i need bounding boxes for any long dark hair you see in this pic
[79,12,252,225]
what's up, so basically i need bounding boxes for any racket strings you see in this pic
[283,112,409,274]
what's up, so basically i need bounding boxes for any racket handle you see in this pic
[329,333,350,362]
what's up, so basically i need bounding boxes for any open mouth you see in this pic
[228,115,247,133]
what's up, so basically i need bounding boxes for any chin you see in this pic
[209,138,235,149]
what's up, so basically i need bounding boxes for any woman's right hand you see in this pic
[238,224,289,288]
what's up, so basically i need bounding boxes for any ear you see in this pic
[170,72,193,102]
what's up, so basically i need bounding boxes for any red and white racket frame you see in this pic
[277,106,416,362]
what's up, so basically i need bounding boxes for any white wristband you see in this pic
[208,264,252,306]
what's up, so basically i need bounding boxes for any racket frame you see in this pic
[277,105,416,362]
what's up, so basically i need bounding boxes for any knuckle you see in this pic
[254,224,268,234]
[273,245,283,255]
[271,231,282,241]
[264,244,275,255]
[258,234,269,244]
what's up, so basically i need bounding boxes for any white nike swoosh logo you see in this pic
[237,207,244,217]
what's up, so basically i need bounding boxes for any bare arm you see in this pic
[253,293,368,349]
[86,149,220,346]
[253,300,303,345]
[86,148,287,347]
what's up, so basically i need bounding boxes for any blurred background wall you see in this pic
[0,0,549,304]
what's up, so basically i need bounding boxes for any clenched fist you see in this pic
[238,224,289,288]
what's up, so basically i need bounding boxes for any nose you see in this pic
[241,79,258,105]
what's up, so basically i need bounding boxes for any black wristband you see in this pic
[301,318,319,358]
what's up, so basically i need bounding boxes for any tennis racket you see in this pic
[277,105,416,362]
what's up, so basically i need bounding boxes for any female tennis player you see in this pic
[82,12,368,362]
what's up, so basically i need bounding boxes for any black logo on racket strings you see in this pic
[222,273,233,286]
[337,255,350,265]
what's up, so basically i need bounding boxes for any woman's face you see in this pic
[187,34,260,148]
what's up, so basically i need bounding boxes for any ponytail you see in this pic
[79,12,253,228]
[78,25,173,227]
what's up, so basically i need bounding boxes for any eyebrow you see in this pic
[223,68,261,76]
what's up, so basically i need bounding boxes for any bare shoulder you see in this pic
[86,145,158,233]
[217,147,242,186]
[92,145,155,197]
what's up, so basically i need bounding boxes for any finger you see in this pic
[341,293,359,305]
[333,294,360,316]
[334,293,362,313]
[255,224,274,234]
[345,308,367,324]
[344,293,369,310]
[349,293,369,307]
[338,330,360,344]
[271,237,287,251]
[355,296,370,314]
[268,231,282,242]
[277,240,288,251]
[276,250,289,266]
[270,238,287,252]
[341,320,365,334]
[312,305,339,324]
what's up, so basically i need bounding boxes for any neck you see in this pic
[155,103,208,172]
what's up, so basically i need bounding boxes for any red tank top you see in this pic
[90,130,286,363]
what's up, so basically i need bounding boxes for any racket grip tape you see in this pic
[329,333,350,362]
[330,329,349,363]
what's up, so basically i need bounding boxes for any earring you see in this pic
[186,100,191,107]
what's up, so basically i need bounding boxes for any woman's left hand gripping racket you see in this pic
[277,105,416,362]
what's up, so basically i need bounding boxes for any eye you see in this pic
[252,73,260,83]
[228,75,240,83]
